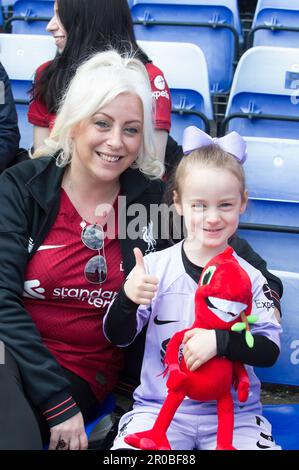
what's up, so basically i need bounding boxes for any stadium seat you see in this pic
[240,137,299,227]
[5,0,53,35]
[0,33,56,149]
[132,0,243,39]
[250,0,299,48]
[222,46,299,139]
[138,40,213,144]
[131,0,239,94]
[236,225,299,450]
[263,405,299,450]
[85,394,115,448]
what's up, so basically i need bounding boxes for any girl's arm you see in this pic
[103,286,140,345]
[104,248,158,346]
[216,269,282,367]
[216,330,280,367]
[230,235,283,313]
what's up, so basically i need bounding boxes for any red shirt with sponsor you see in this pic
[28,62,171,132]
[23,189,124,401]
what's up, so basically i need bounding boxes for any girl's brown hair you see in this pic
[173,144,246,203]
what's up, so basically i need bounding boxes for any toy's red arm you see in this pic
[233,361,250,402]
[164,329,188,367]
[164,329,189,391]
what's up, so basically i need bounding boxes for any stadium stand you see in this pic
[4,0,53,34]
[131,0,240,94]
[250,0,299,48]
[138,39,213,144]
[0,33,56,148]
[221,46,299,139]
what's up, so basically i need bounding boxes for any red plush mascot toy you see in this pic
[125,247,257,450]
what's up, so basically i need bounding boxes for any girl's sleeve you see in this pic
[231,235,283,313]
[103,259,153,346]
[216,271,282,367]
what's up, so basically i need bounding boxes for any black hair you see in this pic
[33,0,150,113]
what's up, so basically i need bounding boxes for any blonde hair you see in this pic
[34,50,164,179]
[174,144,246,201]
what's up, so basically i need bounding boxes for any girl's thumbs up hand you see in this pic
[124,248,158,305]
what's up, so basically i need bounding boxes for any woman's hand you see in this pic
[124,248,158,305]
[48,412,88,451]
[183,328,217,372]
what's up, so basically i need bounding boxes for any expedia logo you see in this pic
[154,75,165,90]
[254,284,274,311]
[263,283,273,300]
[152,90,170,100]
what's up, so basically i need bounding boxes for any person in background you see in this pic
[0,49,167,450]
[28,0,175,166]
[0,62,20,173]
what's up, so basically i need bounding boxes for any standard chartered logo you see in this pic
[23,280,46,300]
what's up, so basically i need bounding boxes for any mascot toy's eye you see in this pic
[201,266,216,286]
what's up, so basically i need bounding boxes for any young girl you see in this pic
[103,126,282,450]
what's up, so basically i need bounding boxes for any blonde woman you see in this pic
[0,50,166,450]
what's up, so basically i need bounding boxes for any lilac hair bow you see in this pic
[182,126,247,164]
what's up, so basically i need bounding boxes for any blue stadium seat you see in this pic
[132,0,239,94]
[138,40,213,144]
[240,137,299,228]
[222,46,299,139]
[0,33,56,149]
[85,394,115,446]
[132,0,243,39]
[237,227,299,450]
[251,0,299,48]
[6,0,53,34]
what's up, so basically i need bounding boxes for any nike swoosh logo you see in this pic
[256,441,271,449]
[37,245,66,251]
[154,316,179,326]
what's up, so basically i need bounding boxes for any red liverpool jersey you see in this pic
[23,189,124,400]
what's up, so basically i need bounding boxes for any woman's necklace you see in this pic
[63,172,120,226]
